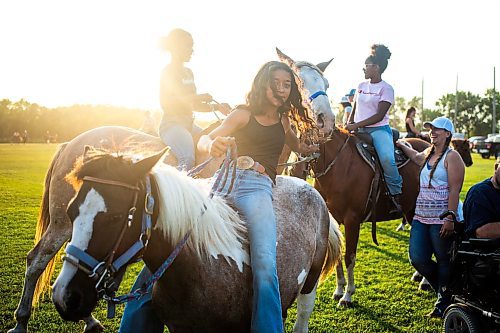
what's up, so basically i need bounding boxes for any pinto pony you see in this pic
[51,148,342,332]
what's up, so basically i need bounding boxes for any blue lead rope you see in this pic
[105,231,191,307]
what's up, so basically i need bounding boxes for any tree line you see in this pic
[1,89,499,143]
[0,99,153,143]
[388,89,499,137]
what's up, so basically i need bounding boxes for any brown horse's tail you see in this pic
[320,214,344,282]
[33,143,67,306]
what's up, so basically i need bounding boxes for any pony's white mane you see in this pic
[151,164,249,271]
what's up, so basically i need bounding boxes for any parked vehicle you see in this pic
[468,136,487,153]
[480,134,500,159]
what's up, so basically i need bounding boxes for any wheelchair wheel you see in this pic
[442,307,481,333]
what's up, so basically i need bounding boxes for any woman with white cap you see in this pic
[397,116,465,318]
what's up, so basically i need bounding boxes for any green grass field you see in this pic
[0,144,496,332]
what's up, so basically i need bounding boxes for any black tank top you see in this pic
[233,115,285,182]
[406,118,417,138]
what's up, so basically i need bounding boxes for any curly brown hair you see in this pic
[244,61,316,136]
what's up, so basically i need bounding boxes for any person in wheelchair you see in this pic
[441,158,500,332]
[463,156,500,239]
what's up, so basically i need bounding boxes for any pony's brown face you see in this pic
[52,148,165,322]
[53,176,142,321]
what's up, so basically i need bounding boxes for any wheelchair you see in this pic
[440,211,500,333]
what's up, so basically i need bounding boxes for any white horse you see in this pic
[9,49,336,332]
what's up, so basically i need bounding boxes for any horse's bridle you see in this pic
[312,130,351,178]
[63,175,155,299]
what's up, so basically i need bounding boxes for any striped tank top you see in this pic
[414,148,463,224]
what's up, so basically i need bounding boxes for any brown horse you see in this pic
[298,134,472,306]
[51,148,342,332]
[301,129,425,306]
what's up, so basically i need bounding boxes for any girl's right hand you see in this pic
[199,93,213,103]
[209,136,236,158]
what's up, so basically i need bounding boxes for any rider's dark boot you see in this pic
[389,194,403,214]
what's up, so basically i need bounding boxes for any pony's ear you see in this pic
[276,47,295,68]
[316,58,334,73]
[83,145,98,162]
[132,147,170,175]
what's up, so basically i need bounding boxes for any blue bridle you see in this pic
[309,90,328,101]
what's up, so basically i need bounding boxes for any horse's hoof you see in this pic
[411,271,422,282]
[419,282,432,291]
[332,293,343,301]
[337,300,354,308]
[7,322,28,333]
[84,321,105,333]
[395,223,405,232]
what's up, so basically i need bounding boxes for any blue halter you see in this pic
[309,90,328,101]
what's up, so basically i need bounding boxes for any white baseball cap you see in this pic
[423,116,455,135]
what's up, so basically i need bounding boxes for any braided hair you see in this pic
[245,61,316,136]
[423,134,453,187]
[366,44,392,73]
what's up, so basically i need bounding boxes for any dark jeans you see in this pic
[409,220,453,311]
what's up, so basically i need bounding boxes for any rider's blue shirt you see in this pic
[463,178,500,238]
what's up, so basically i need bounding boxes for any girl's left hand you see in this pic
[345,123,358,132]
[302,144,319,155]
[439,220,454,238]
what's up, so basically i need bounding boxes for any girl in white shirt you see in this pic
[346,44,403,209]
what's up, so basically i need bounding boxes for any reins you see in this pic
[313,133,351,178]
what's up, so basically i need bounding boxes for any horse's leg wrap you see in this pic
[333,257,346,301]
[293,283,318,333]
[338,254,356,307]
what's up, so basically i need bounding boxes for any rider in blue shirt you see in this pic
[463,157,500,239]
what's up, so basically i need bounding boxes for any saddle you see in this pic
[355,129,410,172]
[353,128,410,223]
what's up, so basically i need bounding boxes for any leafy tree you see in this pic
[436,91,482,137]
[477,89,500,135]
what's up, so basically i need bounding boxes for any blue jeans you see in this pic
[359,125,402,196]
[216,168,283,333]
[409,220,453,311]
[159,121,202,171]
[119,267,162,333]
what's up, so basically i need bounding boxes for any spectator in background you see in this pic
[340,96,351,124]
[158,28,231,171]
[397,116,465,318]
[405,107,421,138]
[463,157,500,239]
[44,130,51,144]
[343,88,356,124]
[22,129,29,143]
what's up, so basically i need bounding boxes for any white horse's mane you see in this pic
[151,164,249,271]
